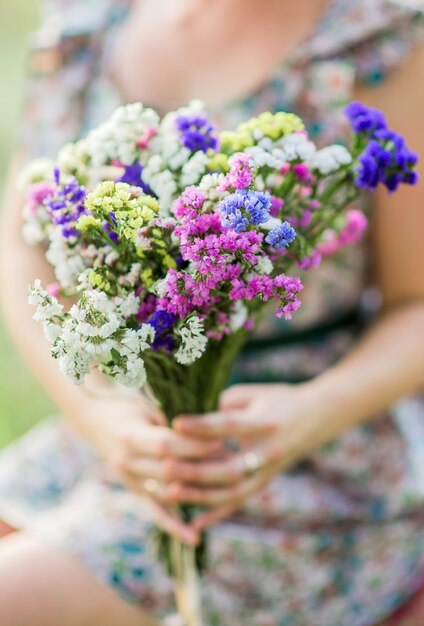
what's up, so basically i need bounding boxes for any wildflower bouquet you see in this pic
[23,100,418,625]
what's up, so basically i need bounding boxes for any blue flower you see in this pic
[239,190,272,226]
[265,221,297,249]
[218,193,251,233]
[218,190,271,233]
[175,114,219,153]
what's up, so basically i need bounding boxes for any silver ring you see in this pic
[143,478,160,496]
[242,451,264,476]
[224,437,241,453]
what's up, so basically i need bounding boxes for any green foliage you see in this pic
[0,0,55,449]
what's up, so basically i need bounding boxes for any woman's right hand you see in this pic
[77,389,220,546]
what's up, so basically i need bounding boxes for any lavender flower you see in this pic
[265,221,297,249]
[45,168,87,238]
[175,114,219,153]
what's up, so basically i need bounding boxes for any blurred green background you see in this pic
[0,1,56,449]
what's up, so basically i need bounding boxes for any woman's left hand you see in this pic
[169,382,324,533]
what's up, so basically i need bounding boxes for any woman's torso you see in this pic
[23,0,424,380]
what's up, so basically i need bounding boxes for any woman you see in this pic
[1,0,424,625]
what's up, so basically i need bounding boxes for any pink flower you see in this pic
[297,251,322,270]
[137,127,157,149]
[25,181,55,214]
[293,164,311,182]
[339,209,368,245]
[46,282,61,298]
[317,210,368,257]
[270,196,284,218]
[219,153,255,191]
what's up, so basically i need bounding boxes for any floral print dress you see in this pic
[2,1,424,625]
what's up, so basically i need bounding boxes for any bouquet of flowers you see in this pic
[22,100,418,625]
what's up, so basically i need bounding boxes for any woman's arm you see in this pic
[162,45,424,527]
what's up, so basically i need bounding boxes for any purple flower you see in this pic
[148,310,177,334]
[345,102,387,135]
[45,168,87,238]
[345,103,419,192]
[147,310,177,352]
[116,161,154,195]
[103,221,119,243]
[355,137,419,192]
[265,221,296,249]
[175,114,219,153]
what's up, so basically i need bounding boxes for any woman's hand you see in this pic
[78,390,222,546]
[169,382,325,532]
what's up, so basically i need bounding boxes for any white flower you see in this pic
[278,133,317,162]
[255,256,274,275]
[112,355,147,388]
[115,292,140,318]
[121,325,155,355]
[46,231,86,290]
[175,316,208,365]
[22,220,46,246]
[86,103,159,167]
[180,152,209,187]
[261,217,283,231]
[308,145,352,175]
[105,250,119,266]
[87,290,115,315]
[229,302,248,332]
[77,313,120,339]
[17,158,54,190]
[59,350,90,385]
[43,321,62,343]
[28,280,63,322]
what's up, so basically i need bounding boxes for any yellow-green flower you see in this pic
[76,214,102,232]
[219,112,304,155]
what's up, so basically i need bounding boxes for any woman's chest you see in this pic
[114,0,331,111]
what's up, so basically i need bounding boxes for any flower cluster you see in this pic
[345,102,419,192]
[23,101,418,389]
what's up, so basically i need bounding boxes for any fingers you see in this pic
[125,426,223,459]
[219,385,251,410]
[174,410,279,439]
[152,437,284,487]
[191,462,281,531]
[145,499,200,546]
[165,460,270,506]
[124,452,242,486]
[122,474,199,546]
